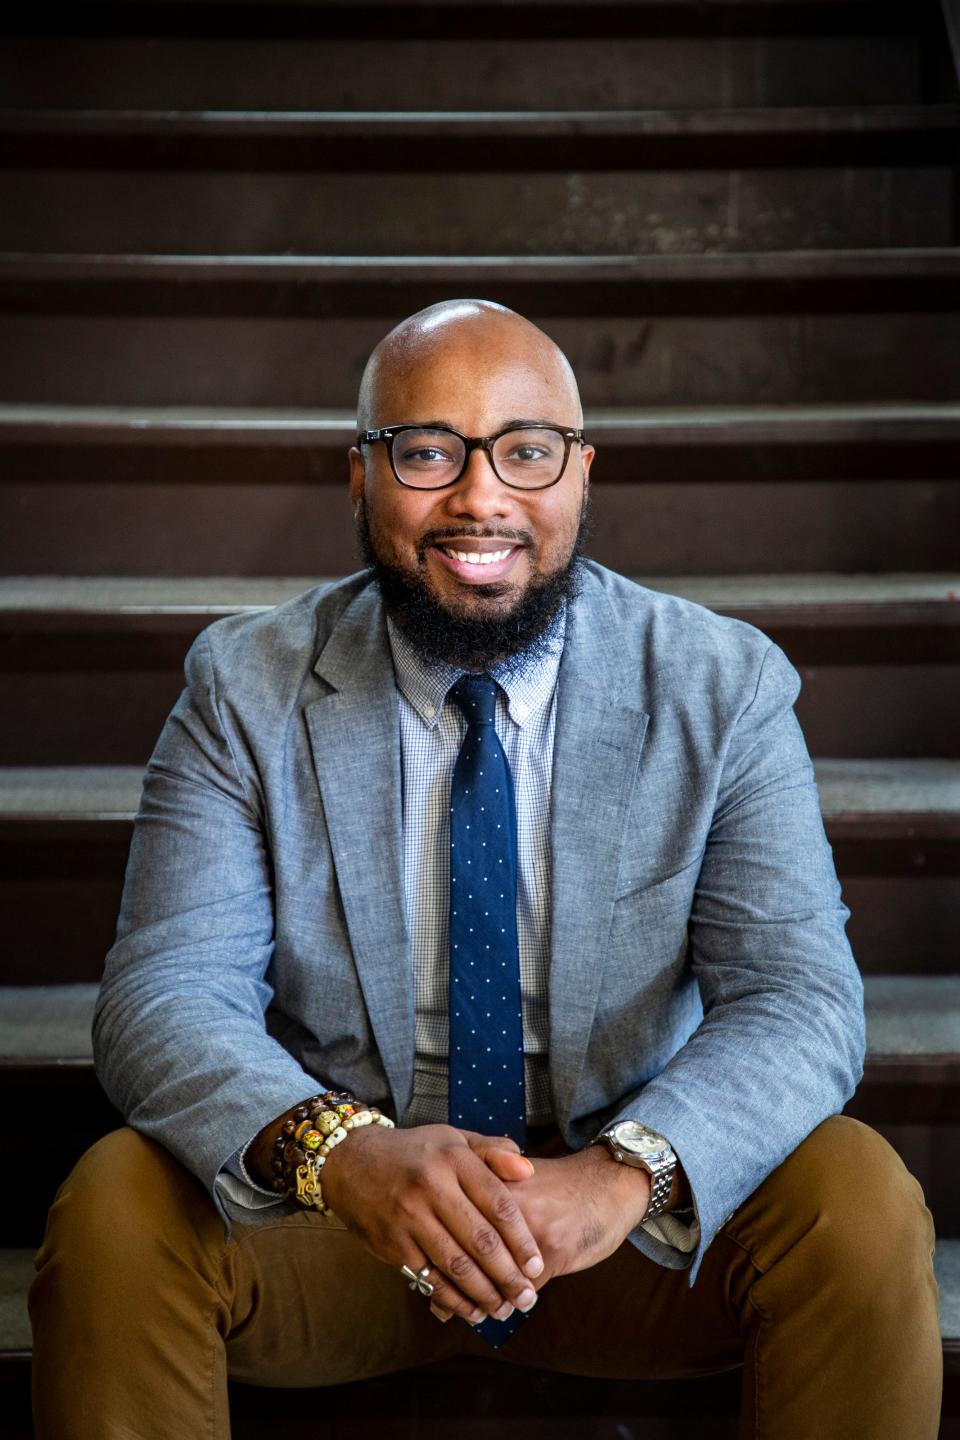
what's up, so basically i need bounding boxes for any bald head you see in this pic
[356,299,583,433]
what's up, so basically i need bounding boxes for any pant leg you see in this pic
[28,1127,470,1440]
[31,1116,942,1440]
[498,1116,942,1440]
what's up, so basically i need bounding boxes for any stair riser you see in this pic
[1,168,951,256]
[2,663,958,766]
[0,33,928,111]
[3,478,958,576]
[3,267,959,320]
[2,858,957,987]
[2,315,958,409]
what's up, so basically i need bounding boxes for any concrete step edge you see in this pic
[2,760,959,821]
[3,572,960,615]
[2,400,960,449]
[1,976,957,1067]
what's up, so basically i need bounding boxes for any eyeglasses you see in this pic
[356,422,586,491]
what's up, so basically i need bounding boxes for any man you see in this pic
[31,300,941,1438]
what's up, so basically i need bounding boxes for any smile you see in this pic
[441,547,515,566]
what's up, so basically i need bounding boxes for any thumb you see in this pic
[465,1134,535,1180]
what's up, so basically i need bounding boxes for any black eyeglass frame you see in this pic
[356,422,586,491]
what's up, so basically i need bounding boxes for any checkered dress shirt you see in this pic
[387,615,564,1128]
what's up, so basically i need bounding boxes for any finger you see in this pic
[465,1133,536,1180]
[482,1148,536,1183]
[411,1244,494,1325]
[431,1173,543,1311]
[458,1159,544,1283]
[463,1130,522,1155]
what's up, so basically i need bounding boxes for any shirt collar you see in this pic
[387,607,566,731]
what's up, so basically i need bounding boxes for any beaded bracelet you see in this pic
[271,1091,395,1214]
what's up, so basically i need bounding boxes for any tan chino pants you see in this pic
[29,1114,942,1439]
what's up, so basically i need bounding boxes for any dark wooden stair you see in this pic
[1,0,957,1432]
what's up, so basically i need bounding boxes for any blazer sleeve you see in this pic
[92,627,326,1217]
[602,641,865,1286]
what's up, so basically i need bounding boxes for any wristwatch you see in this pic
[596,1120,677,1224]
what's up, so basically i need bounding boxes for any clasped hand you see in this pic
[320,1122,651,1325]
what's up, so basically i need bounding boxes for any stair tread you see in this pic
[1,760,959,820]
[863,976,960,1057]
[3,103,955,136]
[2,573,959,614]
[0,767,146,816]
[2,400,959,448]
[815,760,960,816]
[1,1238,958,1352]
[2,976,957,1065]
[3,249,959,284]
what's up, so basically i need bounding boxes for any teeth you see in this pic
[445,547,513,566]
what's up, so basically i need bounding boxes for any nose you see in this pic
[441,445,514,523]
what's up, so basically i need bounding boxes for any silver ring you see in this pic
[400,1263,436,1298]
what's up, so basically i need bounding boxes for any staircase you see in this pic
[0,2,958,1434]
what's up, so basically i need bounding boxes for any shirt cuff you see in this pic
[216,1141,285,1213]
[642,1208,701,1255]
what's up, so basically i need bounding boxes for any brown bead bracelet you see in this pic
[272,1091,395,1213]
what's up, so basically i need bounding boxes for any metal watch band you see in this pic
[643,1160,675,1223]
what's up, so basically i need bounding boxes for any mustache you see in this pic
[416,526,533,563]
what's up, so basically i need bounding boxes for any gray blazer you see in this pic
[94,561,864,1285]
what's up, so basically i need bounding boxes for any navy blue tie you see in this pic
[448,674,527,1347]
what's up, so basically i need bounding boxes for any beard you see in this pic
[355,496,592,673]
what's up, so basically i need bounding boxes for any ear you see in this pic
[580,442,595,498]
[348,445,366,506]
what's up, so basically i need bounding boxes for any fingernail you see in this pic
[495,1302,514,1321]
[429,1304,450,1324]
[524,1255,544,1279]
[468,1309,485,1325]
[516,1288,537,1312]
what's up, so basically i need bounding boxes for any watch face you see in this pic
[611,1121,669,1157]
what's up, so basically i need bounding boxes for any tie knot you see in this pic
[450,673,499,726]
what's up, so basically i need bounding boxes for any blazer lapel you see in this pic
[304,584,414,1120]
[548,579,650,1126]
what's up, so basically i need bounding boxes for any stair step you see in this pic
[7,214,949,273]
[3,575,959,765]
[0,2,923,42]
[816,760,960,878]
[1,758,957,853]
[3,105,956,171]
[3,399,959,459]
[4,404,957,583]
[0,762,957,986]
[2,1239,958,1361]
[2,141,950,251]
[0,5,934,123]
[3,573,959,665]
[2,973,956,1079]
[2,250,958,318]
[2,305,957,407]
